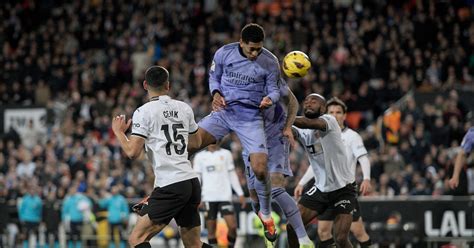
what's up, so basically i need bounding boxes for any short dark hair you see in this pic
[327,97,347,113]
[241,23,265,43]
[145,66,169,89]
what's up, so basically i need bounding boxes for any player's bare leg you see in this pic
[222,214,238,247]
[317,220,336,247]
[287,204,318,248]
[333,214,353,248]
[205,219,218,245]
[128,214,166,247]
[180,226,204,248]
[350,218,371,247]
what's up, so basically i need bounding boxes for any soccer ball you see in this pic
[282,51,311,78]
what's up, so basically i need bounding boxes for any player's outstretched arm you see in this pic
[294,167,315,199]
[358,154,372,195]
[449,149,466,189]
[112,115,145,160]
[188,128,203,154]
[282,88,299,147]
[293,116,327,131]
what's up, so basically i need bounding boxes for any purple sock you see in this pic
[272,187,307,238]
[254,177,272,216]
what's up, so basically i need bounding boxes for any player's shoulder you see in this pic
[343,127,360,136]
[218,42,239,54]
[463,127,474,143]
[343,127,362,140]
[467,127,474,136]
[320,114,337,123]
[170,98,193,111]
[260,47,279,64]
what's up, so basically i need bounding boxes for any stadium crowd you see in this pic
[0,0,473,245]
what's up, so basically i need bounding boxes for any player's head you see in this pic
[240,23,265,61]
[144,66,170,92]
[303,93,326,119]
[326,97,347,128]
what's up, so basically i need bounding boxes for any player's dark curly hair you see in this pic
[327,97,348,113]
[145,66,169,89]
[241,23,265,43]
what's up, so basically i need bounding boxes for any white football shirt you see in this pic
[193,148,237,202]
[131,95,199,188]
[294,114,354,192]
[341,127,368,179]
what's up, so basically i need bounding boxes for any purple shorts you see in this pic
[198,105,267,154]
[243,120,292,190]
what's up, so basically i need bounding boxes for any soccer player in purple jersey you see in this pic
[190,23,280,241]
[449,127,474,190]
[242,78,314,247]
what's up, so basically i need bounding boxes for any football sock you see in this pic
[319,238,336,248]
[227,235,236,248]
[359,239,372,248]
[134,242,151,248]
[272,187,310,243]
[208,238,217,245]
[254,177,272,217]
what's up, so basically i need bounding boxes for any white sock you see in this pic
[298,235,312,245]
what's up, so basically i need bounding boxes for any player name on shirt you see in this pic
[163,110,178,118]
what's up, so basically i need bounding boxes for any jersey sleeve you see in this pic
[131,108,150,139]
[292,126,304,143]
[186,104,199,134]
[461,129,474,153]
[319,114,338,132]
[265,57,281,103]
[209,47,224,96]
[279,77,289,97]
[351,132,368,159]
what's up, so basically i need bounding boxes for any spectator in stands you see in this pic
[62,185,93,248]
[43,191,61,248]
[18,185,42,248]
[98,186,129,248]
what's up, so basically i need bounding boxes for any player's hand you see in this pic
[448,176,459,189]
[283,127,296,149]
[294,184,304,200]
[259,96,273,109]
[359,179,371,195]
[112,115,131,134]
[239,195,247,208]
[212,92,226,111]
[132,195,149,214]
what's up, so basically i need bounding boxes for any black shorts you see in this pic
[204,201,235,220]
[299,183,357,217]
[21,222,39,235]
[318,196,362,221]
[139,178,201,228]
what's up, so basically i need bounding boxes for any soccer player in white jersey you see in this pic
[111,66,211,248]
[193,144,246,248]
[286,93,356,248]
[295,97,372,248]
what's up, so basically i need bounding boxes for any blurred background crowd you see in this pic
[0,0,473,246]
